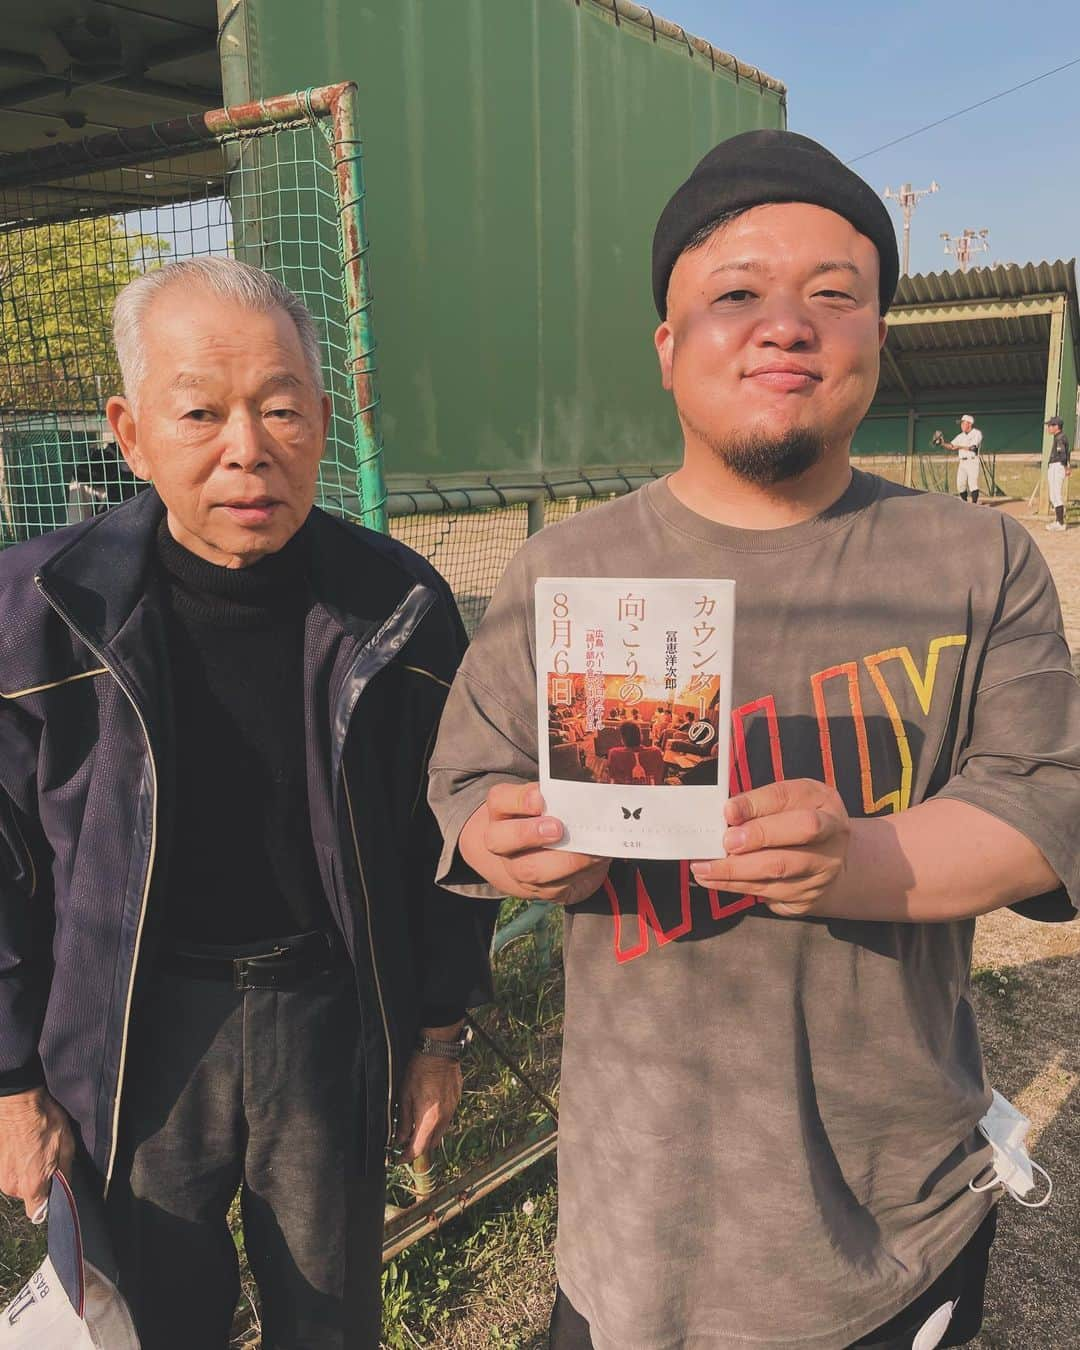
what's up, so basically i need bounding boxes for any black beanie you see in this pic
[651,130,900,318]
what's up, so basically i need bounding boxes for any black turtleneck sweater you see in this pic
[156,519,331,944]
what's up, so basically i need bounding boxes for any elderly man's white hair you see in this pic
[112,257,325,403]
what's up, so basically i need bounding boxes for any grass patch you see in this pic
[971,963,1025,1020]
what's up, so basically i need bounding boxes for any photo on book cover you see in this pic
[535,577,735,860]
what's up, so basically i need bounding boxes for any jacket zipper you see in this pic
[332,583,436,1148]
[33,577,159,1194]
[341,772,395,1148]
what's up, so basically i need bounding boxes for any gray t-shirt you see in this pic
[429,472,1080,1350]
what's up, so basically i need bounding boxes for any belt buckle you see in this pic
[232,945,290,992]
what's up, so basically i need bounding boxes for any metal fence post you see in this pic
[329,83,388,534]
[527,494,545,537]
[903,409,916,488]
[1039,298,1066,516]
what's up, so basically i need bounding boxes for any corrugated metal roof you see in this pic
[882,260,1077,396]
[894,259,1076,307]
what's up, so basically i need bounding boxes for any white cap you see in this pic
[0,1257,97,1347]
[960,413,975,423]
[0,1260,139,1348]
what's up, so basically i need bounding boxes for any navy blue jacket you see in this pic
[0,489,493,1186]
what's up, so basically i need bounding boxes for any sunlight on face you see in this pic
[107,288,330,567]
[654,203,887,463]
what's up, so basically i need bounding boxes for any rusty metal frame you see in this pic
[383,1125,558,1262]
[0,82,388,532]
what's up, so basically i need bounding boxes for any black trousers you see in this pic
[104,954,385,1350]
[549,1207,997,1349]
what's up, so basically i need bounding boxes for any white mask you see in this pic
[969,1089,1052,1208]
[911,1300,957,1350]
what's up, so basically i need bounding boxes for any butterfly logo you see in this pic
[621,807,643,820]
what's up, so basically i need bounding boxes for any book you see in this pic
[535,577,734,860]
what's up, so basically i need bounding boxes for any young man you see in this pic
[0,258,491,1348]
[428,131,1080,1349]
[1045,414,1071,530]
[938,414,984,502]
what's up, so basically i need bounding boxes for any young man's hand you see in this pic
[691,779,850,917]
[0,1087,75,1221]
[459,782,611,906]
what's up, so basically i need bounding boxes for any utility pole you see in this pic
[940,228,990,272]
[883,180,940,275]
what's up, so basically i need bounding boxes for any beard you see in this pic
[682,415,827,487]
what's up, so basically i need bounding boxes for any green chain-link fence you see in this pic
[0,83,384,545]
[390,490,634,636]
[0,89,647,637]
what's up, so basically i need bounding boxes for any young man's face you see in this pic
[654,203,887,476]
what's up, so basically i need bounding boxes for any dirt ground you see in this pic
[964,505,1080,1349]
[1003,503,1080,672]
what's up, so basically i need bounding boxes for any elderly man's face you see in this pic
[654,203,887,480]
[107,289,330,567]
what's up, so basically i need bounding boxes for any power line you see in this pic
[847,56,1080,165]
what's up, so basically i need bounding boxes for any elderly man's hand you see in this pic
[0,1087,75,1221]
[460,783,611,907]
[690,780,851,917]
[394,1035,464,1164]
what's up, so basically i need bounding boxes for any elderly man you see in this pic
[0,257,491,1348]
[429,132,1080,1350]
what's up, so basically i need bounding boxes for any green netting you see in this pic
[0,112,363,544]
[0,100,644,625]
[542,493,619,527]
[390,507,530,637]
[390,493,627,636]
[914,452,1001,497]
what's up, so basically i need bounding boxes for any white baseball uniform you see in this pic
[954,428,983,494]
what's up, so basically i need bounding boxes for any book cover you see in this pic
[535,577,734,860]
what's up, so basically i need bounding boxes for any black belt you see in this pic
[160,930,347,991]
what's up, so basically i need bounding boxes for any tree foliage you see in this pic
[0,214,169,411]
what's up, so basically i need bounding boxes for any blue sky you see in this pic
[659,0,1079,276]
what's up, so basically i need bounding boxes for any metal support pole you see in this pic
[527,495,546,537]
[1039,300,1066,516]
[331,84,388,533]
[904,409,916,488]
[215,0,250,106]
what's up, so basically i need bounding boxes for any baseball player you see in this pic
[1045,415,1071,531]
[934,414,984,503]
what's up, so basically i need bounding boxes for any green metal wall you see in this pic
[219,0,785,485]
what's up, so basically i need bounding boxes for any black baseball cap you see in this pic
[1045,416,1063,427]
